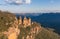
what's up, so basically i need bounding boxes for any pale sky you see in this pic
[0,0,60,13]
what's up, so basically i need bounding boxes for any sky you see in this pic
[0,0,60,13]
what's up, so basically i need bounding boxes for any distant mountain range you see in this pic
[15,13,60,34]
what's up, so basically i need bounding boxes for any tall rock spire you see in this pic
[28,17,31,26]
[18,16,22,25]
[23,16,28,27]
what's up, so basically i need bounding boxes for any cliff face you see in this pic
[0,11,17,39]
[18,22,41,39]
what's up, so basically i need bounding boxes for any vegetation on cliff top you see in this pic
[0,11,16,32]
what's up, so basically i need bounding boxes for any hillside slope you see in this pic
[35,27,60,39]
